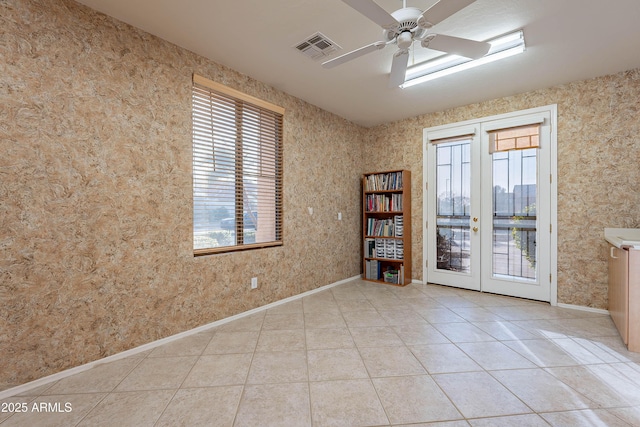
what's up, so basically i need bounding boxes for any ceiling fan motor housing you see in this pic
[383,7,427,42]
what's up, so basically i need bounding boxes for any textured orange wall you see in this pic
[364,71,640,309]
[0,0,364,390]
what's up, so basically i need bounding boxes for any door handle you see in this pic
[473,217,478,222]
[610,246,618,259]
[473,227,478,232]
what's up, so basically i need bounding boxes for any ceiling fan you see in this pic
[322,0,491,87]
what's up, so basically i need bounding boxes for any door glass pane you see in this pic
[492,148,537,280]
[435,140,471,273]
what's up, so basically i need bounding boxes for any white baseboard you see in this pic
[0,275,361,400]
[557,302,609,315]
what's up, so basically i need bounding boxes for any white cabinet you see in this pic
[609,245,640,352]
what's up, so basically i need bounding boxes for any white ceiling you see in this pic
[75,0,640,127]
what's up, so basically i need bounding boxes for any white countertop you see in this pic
[605,228,640,249]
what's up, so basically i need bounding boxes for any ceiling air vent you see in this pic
[294,32,341,61]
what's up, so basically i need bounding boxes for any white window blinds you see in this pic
[192,74,284,255]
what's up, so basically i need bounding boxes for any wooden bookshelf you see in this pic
[362,170,411,286]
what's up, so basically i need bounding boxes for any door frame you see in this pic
[422,105,558,305]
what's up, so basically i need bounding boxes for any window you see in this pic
[192,74,284,255]
[489,123,540,153]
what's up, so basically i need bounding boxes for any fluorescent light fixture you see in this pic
[401,30,525,88]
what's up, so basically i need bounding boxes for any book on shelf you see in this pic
[366,215,404,237]
[364,171,403,192]
[366,260,380,280]
[367,217,397,237]
[366,194,403,212]
[364,238,376,258]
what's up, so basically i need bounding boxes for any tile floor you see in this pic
[3,279,640,426]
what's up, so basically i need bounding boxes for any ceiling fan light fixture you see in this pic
[402,29,525,88]
[397,31,413,49]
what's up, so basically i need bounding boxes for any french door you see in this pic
[424,106,556,302]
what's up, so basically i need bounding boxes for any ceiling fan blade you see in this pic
[343,0,399,30]
[388,50,409,88]
[417,0,476,29]
[322,41,387,68]
[422,34,490,59]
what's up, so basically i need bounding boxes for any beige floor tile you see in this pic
[341,310,388,327]
[246,350,308,384]
[304,311,347,329]
[392,323,450,345]
[307,349,368,381]
[0,397,35,423]
[216,312,265,332]
[262,312,304,330]
[433,296,479,308]
[404,297,446,310]
[182,353,252,387]
[540,409,631,427]
[490,368,596,412]
[331,287,366,300]
[266,299,303,314]
[391,286,430,300]
[309,379,388,427]
[43,357,142,394]
[432,322,497,343]
[77,390,175,427]
[456,341,537,370]
[235,383,311,427]
[558,317,619,338]
[255,329,306,352]
[378,309,429,326]
[14,382,57,397]
[462,294,527,308]
[417,307,466,324]
[570,336,633,363]
[410,343,482,374]
[359,346,426,377]
[9,279,640,427]
[1,393,105,427]
[305,327,355,350]
[349,326,404,348]
[155,386,242,427]
[203,330,260,354]
[394,421,470,427]
[359,284,394,297]
[302,296,339,314]
[147,332,212,358]
[503,339,586,367]
[484,306,549,321]
[584,363,640,405]
[545,365,632,407]
[433,371,532,419]
[473,321,539,341]
[607,406,640,426]
[372,375,462,424]
[422,285,463,298]
[468,414,549,426]
[335,298,376,313]
[115,356,198,391]
[449,306,507,322]
[548,338,607,364]
[366,296,412,311]
[508,319,571,339]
